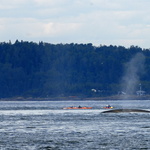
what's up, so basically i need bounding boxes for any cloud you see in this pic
[0,0,150,48]
[0,17,82,43]
[0,0,28,9]
[43,22,81,36]
[33,0,67,6]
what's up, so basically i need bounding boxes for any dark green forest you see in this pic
[0,40,150,98]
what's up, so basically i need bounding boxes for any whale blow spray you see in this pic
[121,53,145,99]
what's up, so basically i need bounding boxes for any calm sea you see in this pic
[0,100,149,150]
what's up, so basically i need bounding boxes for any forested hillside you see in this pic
[0,40,150,98]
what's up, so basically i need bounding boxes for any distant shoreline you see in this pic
[0,95,150,101]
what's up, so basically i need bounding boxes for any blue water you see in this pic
[0,100,150,150]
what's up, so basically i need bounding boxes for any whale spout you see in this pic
[102,109,150,113]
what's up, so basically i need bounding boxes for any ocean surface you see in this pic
[0,100,149,150]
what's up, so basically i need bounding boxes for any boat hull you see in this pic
[63,107,92,110]
[103,107,113,109]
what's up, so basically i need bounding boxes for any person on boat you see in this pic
[78,105,82,108]
[106,105,111,108]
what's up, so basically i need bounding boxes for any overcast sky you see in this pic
[0,0,150,48]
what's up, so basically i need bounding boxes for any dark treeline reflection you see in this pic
[0,40,150,98]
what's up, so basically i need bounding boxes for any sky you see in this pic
[0,0,150,48]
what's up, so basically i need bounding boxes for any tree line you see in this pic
[0,40,150,98]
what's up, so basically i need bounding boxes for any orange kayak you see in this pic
[63,107,92,109]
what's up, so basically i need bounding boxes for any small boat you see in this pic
[63,106,92,109]
[103,106,113,109]
[103,105,113,109]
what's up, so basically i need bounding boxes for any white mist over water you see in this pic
[121,53,145,99]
